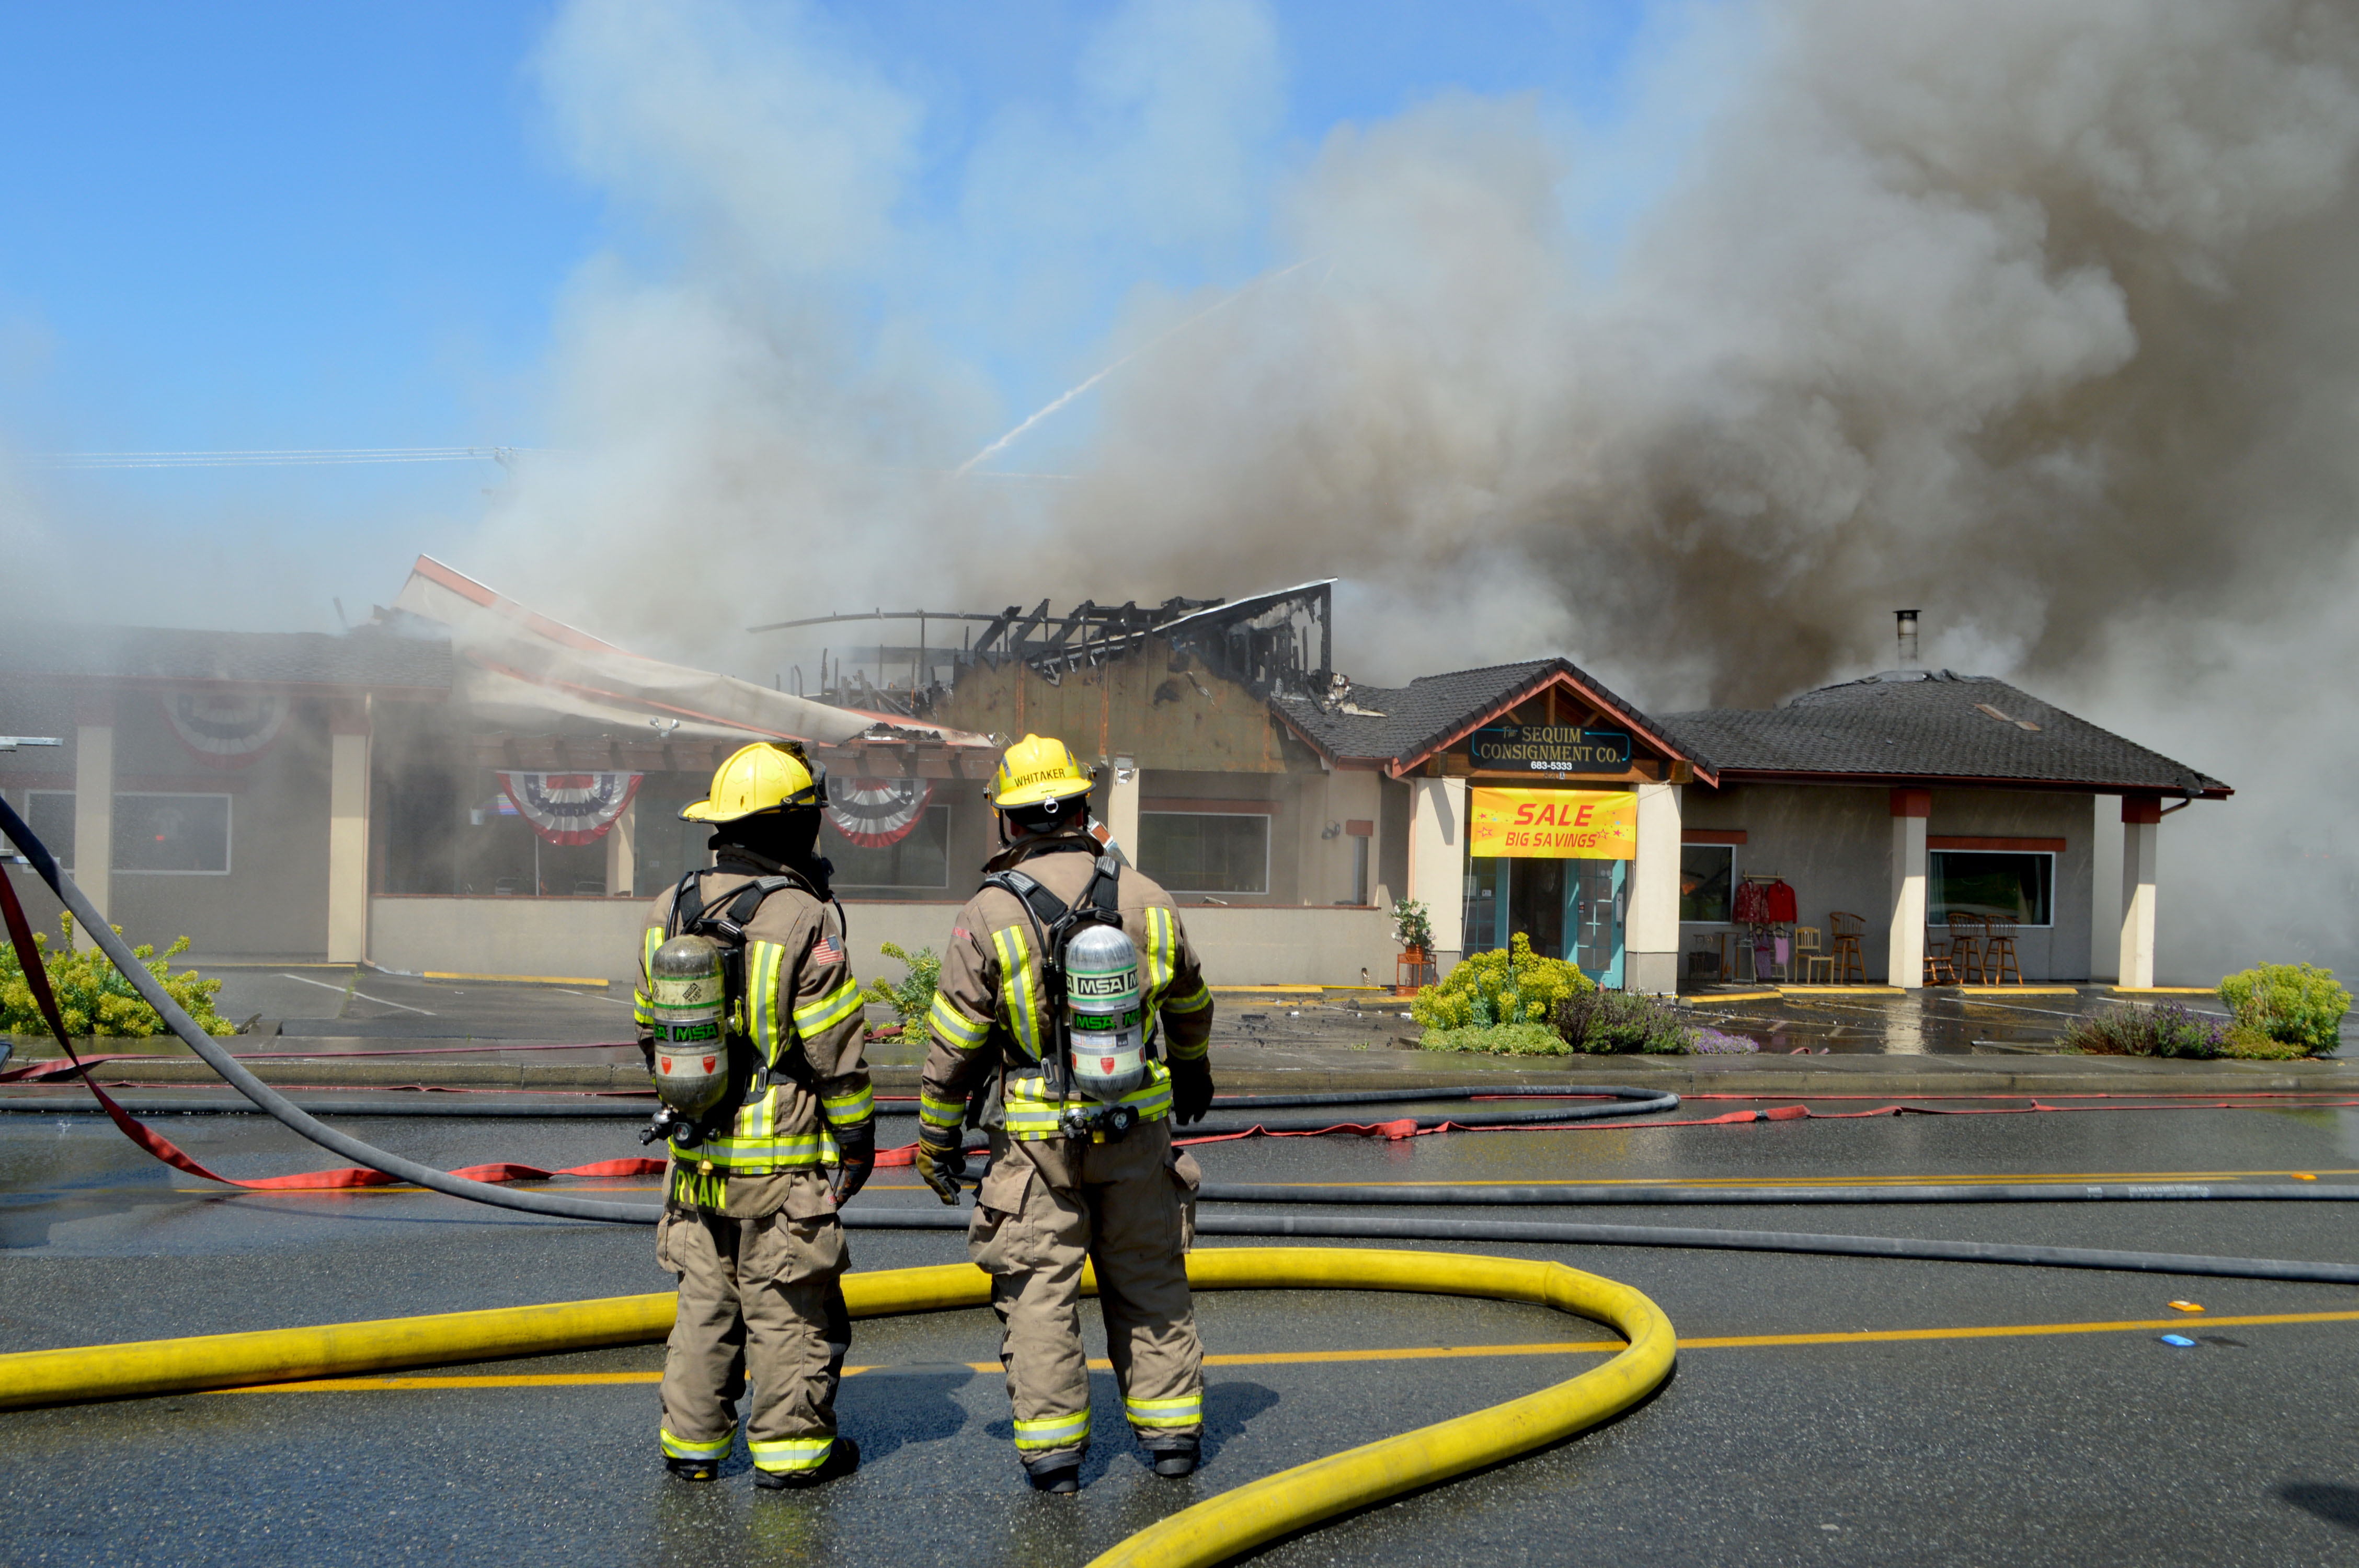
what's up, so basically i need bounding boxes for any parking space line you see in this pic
[208,1308,2359,1395]
[277,972,436,1018]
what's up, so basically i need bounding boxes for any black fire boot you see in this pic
[666,1457,719,1482]
[1027,1464,1082,1495]
[1151,1442,1200,1479]
[754,1437,861,1491]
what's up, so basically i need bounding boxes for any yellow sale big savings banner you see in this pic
[1469,788,1637,859]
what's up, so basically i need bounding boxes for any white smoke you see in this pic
[484,0,2359,978]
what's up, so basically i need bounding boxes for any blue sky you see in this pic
[0,1,1661,627]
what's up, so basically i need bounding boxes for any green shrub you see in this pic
[2217,963,2350,1055]
[1,913,235,1039]
[1553,988,1696,1054]
[1418,1022,1570,1056]
[2222,1025,2311,1061]
[1409,934,1593,1033]
[2060,1001,2223,1058]
[860,941,941,1035]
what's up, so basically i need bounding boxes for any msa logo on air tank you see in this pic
[1062,923,1148,1101]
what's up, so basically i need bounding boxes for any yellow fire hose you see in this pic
[0,1247,1674,1567]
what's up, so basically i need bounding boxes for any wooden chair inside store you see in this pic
[1945,912,1986,984]
[1794,926,1834,984]
[1923,936,1961,986]
[1982,916,2024,985]
[1826,912,1866,984]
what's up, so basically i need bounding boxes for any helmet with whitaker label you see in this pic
[681,741,827,823]
[990,734,1095,813]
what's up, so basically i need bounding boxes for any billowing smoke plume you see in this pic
[479,0,2359,978]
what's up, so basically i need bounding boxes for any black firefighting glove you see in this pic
[830,1120,875,1204]
[915,1124,968,1205]
[1168,1056,1215,1126]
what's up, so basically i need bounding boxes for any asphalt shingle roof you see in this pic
[0,625,453,694]
[1272,658,1673,770]
[1659,671,2228,796]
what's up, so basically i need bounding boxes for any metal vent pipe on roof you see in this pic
[1895,609,1919,667]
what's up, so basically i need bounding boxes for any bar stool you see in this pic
[1827,912,1865,984]
[1945,912,1986,984]
[1982,916,2023,985]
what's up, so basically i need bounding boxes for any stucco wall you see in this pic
[369,895,1400,988]
[1680,782,2095,982]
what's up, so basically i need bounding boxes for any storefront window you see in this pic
[1930,850,2053,926]
[1139,812,1269,895]
[3,790,76,869]
[114,793,231,874]
[826,806,951,890]
[1679,845,1733,922]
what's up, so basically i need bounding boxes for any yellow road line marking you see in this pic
[210,1308,2359,1394]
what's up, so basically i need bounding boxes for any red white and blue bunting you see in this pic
[825,777,933,849]
[161,691,289,770]
[498,771,644,846]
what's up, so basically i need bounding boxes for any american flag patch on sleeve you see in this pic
[812,937,844,965]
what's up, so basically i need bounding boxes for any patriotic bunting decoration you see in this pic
[161,691,290,770]
[825,777,933,848]
[498,771,644,846]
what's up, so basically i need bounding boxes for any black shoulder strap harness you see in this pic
[980,853,1126,1100]
[663,867,839,1096]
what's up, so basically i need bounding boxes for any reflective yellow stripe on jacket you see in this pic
[1001,1062,1172,1141]
[820,1083,874,1128]
[794,974,864,1040]
[632,927,663,1029]
[746,939,789,1065]
[991,925,1043,1059]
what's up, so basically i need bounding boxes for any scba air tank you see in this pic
[648,935,731,1117]
[1064,922,1148,1101]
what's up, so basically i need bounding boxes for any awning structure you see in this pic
[394,557,998,777]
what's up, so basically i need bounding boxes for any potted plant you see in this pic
[1391,898,1434,962]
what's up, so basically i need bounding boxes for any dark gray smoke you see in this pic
[479,0,2359,979]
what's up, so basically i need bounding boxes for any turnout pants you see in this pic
[970,1117,1205,1473]
[656,1178,851,1477]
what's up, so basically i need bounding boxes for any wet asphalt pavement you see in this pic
[7,1092,2359,1565]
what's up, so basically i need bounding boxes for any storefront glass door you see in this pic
[1464,853,1625,986]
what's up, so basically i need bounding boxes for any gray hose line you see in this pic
[1192,1180,2359,1206]
[0,797,661,1226]
[840,1206,2359,1284]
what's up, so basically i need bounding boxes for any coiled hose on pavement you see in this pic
[0,797,660,1226]
[10,794,2359,1285]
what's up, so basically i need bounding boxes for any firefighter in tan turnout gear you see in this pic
[633,742,873,1490]
[916,734,1217,1493]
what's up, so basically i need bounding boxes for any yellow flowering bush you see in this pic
[1,912,236,1039]
[1410,933,1593,1035]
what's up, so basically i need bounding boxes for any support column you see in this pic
[1625,782,1682,994]
[1406,776,1467,974]
[2119,794,2160,989]
[71,694,113,952]
[327,700,371,964]
[604,800,637,898]
[1888,787,1930,989]
[1107,755,1140,863]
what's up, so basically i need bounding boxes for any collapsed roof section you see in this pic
[754,579,1336,710]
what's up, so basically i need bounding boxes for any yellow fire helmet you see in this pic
[989,733,1096,812]
[679,741,826,823]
